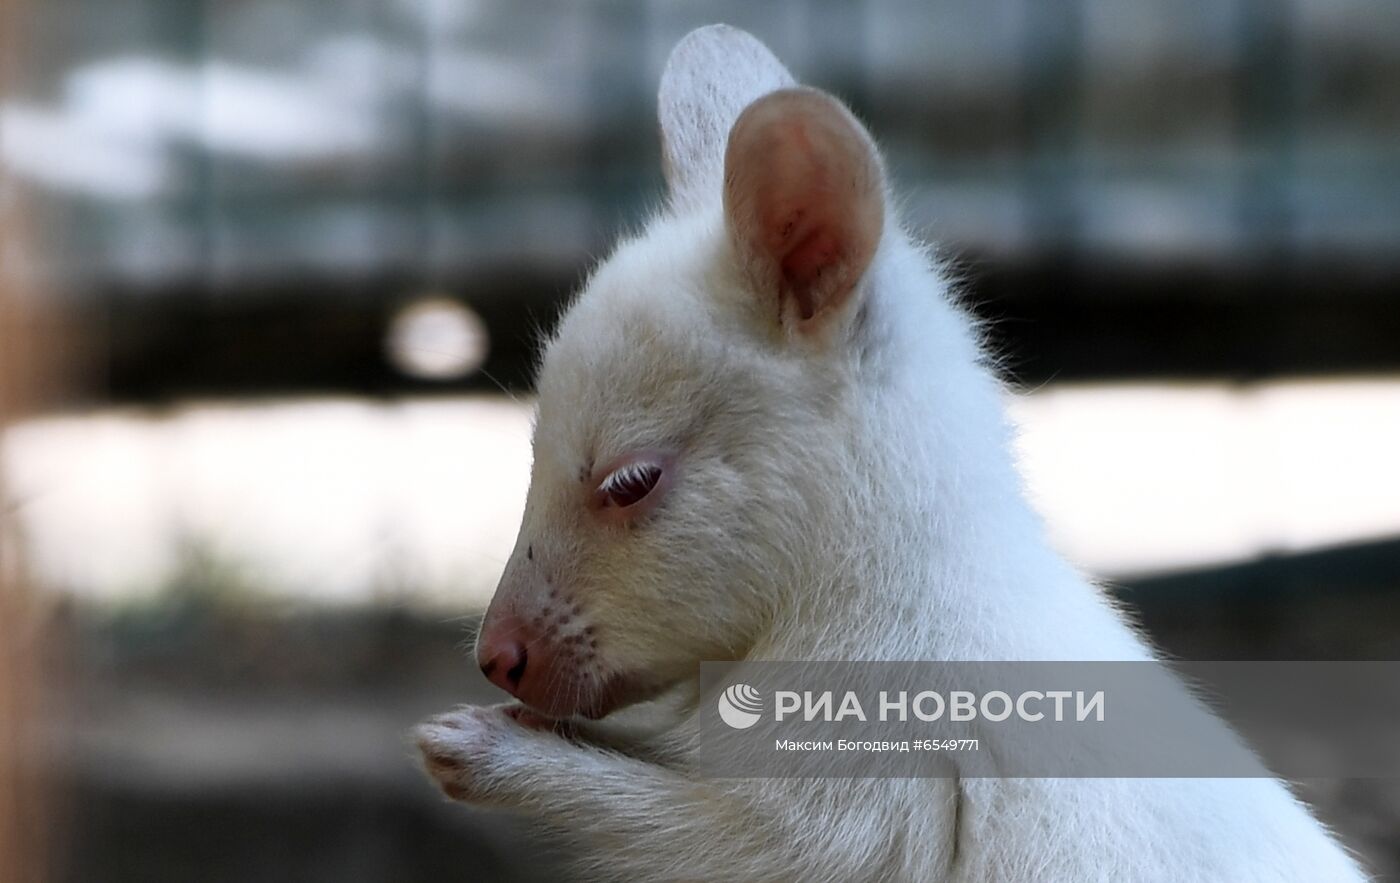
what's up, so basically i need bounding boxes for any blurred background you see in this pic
[1,0,1398,880]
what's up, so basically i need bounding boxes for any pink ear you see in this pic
[723,88,885,330]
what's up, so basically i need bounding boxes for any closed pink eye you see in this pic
[599,461,663,507]
[589,452,674,522]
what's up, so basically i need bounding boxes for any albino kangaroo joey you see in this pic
[416,24,1368,883]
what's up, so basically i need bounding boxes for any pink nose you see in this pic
[478,622,530,695]
[476,609,589,717]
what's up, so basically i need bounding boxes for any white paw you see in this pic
[414,705,519,803]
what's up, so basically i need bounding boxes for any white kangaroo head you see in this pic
[476,25,905,719]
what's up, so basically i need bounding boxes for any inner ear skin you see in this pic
[780,227,843,321]
[723,88,884,332]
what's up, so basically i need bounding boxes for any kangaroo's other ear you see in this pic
[723,87,885,334]
[659,25,795,214]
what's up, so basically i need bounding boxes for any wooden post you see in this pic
[1,0,49,876]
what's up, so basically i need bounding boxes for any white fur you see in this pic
[659,25,795,214]
[417,25,1369,882]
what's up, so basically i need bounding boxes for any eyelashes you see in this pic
[587,449,677,522]
[597,460,665,509]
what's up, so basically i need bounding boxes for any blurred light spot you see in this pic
[1010,378,1400,576]
[3,397,534,608]
[386,298,489,380]
[0,103,168,199]
[201,60,380,159]
[5,380,1400,609]
[1,49,385,201]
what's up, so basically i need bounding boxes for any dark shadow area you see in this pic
[1119,537,1400,661]
[63,258,1400,404]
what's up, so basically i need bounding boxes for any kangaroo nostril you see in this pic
[506,647,528,688]
[479,632,529,695]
